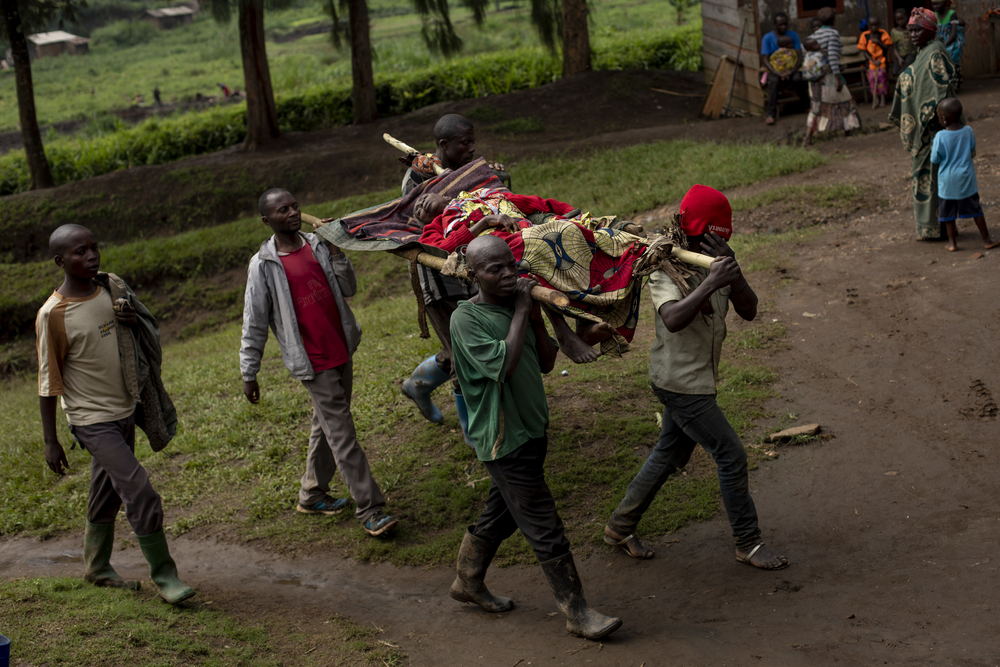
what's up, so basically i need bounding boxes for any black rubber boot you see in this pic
[136,530,195,605]
[540,552,622,639]
[83,521,140,591]
[449,528,514,612]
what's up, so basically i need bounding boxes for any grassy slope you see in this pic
[0,0,698,133]
[0,138,827,561]
[0,140,824,341]
[0,577,405,666]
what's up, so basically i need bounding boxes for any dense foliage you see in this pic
[0,26,702,196]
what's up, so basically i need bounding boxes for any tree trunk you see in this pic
[347,0,378,124]
[561,0,590,77]
[237,0,279,150]
[1,0,54,190]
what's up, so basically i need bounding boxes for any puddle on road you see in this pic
[51,554,82,563]
[273,577,319,589]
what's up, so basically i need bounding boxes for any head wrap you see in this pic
[678,185,733,240]
[909,7,937,34]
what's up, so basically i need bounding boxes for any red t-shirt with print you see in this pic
[278,243,349,373]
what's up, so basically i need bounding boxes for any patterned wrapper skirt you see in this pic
[807,73,862,133]
[867,67,888,96]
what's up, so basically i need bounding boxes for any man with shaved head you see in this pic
[446,235,622,640]
[37,223,194,604]
[241,188,398,537]
[399,114,510,447]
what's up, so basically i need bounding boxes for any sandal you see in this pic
[736,543,789,570]
[603,527,654,560]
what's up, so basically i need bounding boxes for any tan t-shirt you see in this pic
[648,269,730,395]
[36,287,136,426]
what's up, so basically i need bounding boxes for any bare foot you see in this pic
[577,321,614,346]
[946,244,957,252]
[984,238,1000,250]
[604,526,654,559]
[736,543,789,570]
[557,330,599,364]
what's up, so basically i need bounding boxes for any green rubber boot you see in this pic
[136,530,195,605]
[83,521,140,591]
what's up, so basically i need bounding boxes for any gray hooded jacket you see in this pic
[240,232,362,382]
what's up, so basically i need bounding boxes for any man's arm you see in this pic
[240,258,270,404]
[528,298,558,374]
[40,395,68,475]
[503,277,537,380]
[658,257,740,332]
[700,232,758,321]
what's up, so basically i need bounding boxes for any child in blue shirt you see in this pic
[930,98,999,251]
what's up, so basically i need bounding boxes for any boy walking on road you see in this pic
[604,185,789,571]
[240,189,397,537]
[447,235,622,640]
[37,224,194,604]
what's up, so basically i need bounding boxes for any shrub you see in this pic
[0,25,703,196]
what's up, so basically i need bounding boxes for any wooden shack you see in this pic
[26,31,90,59]
[702,0,1000,117]
[143,6,196,30]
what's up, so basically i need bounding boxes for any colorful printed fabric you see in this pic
[889,39,958,239]
[937,21,965,63]
[909,7,938,35]
[769,48,799,77]
[806,73,861,133]
[442,188,526,237]
[858,29,893,69]
[867,67,889,95]
[317,159,506,251]
[802,51,827,81]
[512,219,648,352]
[410,153,443,176]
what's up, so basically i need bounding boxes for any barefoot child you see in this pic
[801,38,830,146]
[37,224,194,604]
[931,98,1000,251]
[858,16,893,109]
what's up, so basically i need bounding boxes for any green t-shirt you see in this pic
[450,300,551,461]
[648,269,730,395]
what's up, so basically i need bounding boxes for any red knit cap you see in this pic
[679,184,733,240]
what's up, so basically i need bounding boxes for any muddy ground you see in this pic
[3,76,1000,665]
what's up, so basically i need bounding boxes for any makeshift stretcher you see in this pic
[305,154,714,355]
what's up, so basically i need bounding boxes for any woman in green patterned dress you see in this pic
[889,7,959,241]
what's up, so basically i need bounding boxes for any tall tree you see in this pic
[560,0,589,76]
[325,0,377,124]
[0,0,81,190]
[208,0,287,150]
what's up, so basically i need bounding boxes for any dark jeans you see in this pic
[608,387,761,551]
[474,436,571,563]
[766,71,809,120]
[426,298,462,393]
[72,412,164,536]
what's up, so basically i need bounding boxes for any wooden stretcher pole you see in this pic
[382,133,444,175]
[301,213,571,308]
[670,247,714,269]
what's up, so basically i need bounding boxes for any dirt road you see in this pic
[4,81,1000,666]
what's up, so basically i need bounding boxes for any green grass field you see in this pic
[0,0,700,133]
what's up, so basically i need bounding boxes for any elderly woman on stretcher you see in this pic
[411,183,651,358]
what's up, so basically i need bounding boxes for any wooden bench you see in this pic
[839,35,871,104]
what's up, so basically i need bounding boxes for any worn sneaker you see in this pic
[297,495,350,515]
[363,510,398,536]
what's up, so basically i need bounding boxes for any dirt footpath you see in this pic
[4,81,1000,666]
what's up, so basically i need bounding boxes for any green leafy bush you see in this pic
[0,26,703,196]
